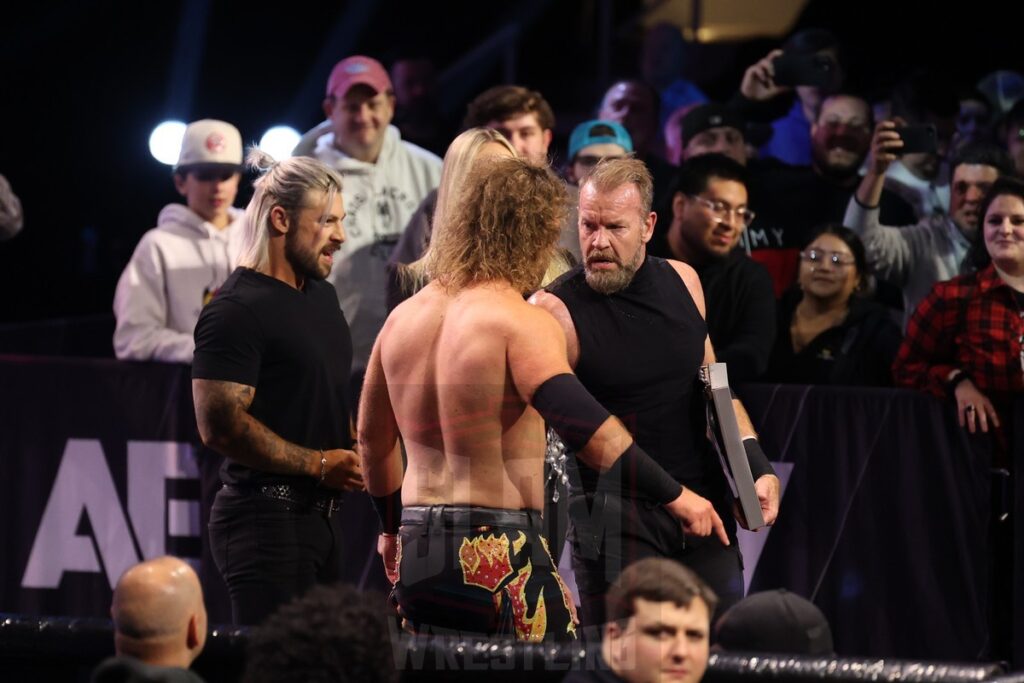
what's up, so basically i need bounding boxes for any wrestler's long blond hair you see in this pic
[426,156,568,294]
[401,128,516,293]
[236,149,344,271]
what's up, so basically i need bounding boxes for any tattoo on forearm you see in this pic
[198,381,312,477]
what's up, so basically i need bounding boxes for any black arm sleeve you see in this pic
[530,373,610,452]
[532,374,683,505]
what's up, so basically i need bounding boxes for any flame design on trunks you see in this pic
[459,533,514,591]
[503,560,547,642]
[541,536,579,635]
[456,528,577,641]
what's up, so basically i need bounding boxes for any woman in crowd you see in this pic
[765,224,902,386]
[386,128,515,309]
[894,176,1024,445]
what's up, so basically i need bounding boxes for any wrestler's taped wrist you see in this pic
[742,437,775,480]
[371,487,403,534]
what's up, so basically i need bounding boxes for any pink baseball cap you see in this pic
[326,56,392,99]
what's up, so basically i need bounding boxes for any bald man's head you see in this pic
[111,556,207,668]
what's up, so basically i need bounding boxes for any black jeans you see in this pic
[208,485,341,625]
[568,492,743,628]
[395,505,579,641]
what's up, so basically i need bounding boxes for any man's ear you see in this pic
[270,205,290,234]
[322,97,336,120]
[642,211,656,243]
[604,620,623,664]
[672,191,687,220]
[186,614,199,649]
[542,128,554,152]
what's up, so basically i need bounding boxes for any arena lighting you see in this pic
[148,120,187,165]
[259,126,302,160]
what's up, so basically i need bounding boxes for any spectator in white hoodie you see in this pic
[113,119,244,363]
[293,55,442,377]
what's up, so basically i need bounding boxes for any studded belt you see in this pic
[226,483,343,518]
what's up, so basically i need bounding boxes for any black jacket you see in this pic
[764,291,903,386]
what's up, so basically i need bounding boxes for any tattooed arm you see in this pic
[192,379,362,489]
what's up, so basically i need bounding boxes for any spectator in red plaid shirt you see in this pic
[893,176,1024,442]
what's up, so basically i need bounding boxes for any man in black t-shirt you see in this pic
[191,153,363,625]
[664,154,775,382]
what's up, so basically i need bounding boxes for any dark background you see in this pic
[1,0,1021,325]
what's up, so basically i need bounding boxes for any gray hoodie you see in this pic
[295,123,442,370]
[843,197,970,329]
[113,204,243,362]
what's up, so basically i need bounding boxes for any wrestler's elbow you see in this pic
[357,430,398,467]
[576,417,633,472]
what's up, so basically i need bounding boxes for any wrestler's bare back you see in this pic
[377,280,569,512]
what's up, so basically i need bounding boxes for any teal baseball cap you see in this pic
[568,119,633,161]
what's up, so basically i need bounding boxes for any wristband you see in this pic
[317,450,327,485]
[371,487,403,534]
[607,443,683,505]
[743,438,775,480]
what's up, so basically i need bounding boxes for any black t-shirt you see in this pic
[696,250,776,382]
[192,268,353,486]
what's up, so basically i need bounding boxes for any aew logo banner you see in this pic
[0,359,204,617]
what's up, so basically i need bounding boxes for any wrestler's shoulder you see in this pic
[662,256,698,280]
[460,290,564,341]
[527,289,567,315]
[663,258,702,292]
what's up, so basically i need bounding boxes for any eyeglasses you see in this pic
[689,195,756,228]
[575,154,626,168]
[800,248,856,267]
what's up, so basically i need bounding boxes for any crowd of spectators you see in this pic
[34,17,1022,680]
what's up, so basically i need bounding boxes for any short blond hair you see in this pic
[580,157,654,217]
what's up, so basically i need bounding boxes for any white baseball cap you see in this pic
[175,119,243,170]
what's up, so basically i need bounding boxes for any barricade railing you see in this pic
[0,615,1008,682]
